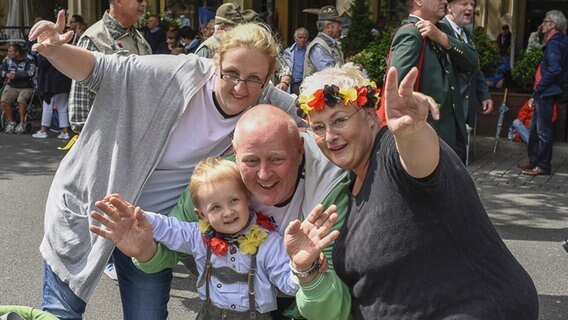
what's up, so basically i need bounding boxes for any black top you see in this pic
[144,28,169,54]
[37,55,71,99]
[333,128,538,319]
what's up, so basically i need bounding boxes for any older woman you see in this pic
[291,65,539,319]
[29,10,298,320]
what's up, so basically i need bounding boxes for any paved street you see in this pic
[0,132,567,319]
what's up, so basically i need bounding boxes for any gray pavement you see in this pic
[0,132,567,319]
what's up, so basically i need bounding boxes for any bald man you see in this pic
[137,104,352,320]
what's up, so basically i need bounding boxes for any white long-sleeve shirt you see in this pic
[144,211,299,313]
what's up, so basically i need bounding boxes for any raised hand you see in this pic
[384,67,441,177]
[384,67,440,139]
[284,204,340,272]
[89,194,157,262]
[28,10,73,56]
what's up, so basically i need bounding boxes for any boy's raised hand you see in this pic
[89,194,157,262]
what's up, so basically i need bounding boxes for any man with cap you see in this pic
[303,5,344,78]
[69,0,152,135]
[440,0,493,161]
[195,2,256,58]
[386,0,478,164]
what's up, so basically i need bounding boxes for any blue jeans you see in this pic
[512,119,529,143]
[41,249,173,320]
[41,262,86,320]
[527,95,555,172]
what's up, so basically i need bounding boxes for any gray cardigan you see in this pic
[39,52,298,301]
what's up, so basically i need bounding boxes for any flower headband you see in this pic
[298,83,381,115]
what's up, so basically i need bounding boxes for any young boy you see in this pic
[90,157,332,319]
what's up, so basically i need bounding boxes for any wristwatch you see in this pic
[290,261,320,279]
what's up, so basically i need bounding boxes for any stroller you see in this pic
[0,84,42,134]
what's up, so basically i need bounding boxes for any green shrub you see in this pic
[341,0,375,58]
[351,26,395,86]
[143,12,181,30]
[472,28,500,76]
[512,49,543,92]
[350,26,395,84]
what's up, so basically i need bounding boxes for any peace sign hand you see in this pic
[384,67,440,139]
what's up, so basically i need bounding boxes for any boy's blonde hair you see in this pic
[189,157,248,209]
[215,23,280,76]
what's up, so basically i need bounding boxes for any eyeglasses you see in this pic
[543,19,553,24]
[309,108,362,136]
[219,62,267,89]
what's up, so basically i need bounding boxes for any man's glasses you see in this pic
[219,62,267,89]
[309,108,362,136]
[543,19,553,24]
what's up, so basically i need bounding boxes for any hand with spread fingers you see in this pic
[89,194,157,263]
[284,204,340,280]
[28,10,73,56]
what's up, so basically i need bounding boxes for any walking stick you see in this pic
[493,88,509,153]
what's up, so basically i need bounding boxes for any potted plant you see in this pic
[341,0,375,59]
[511,48,543,92]
[350,26,395,85]
[472,28,500,77]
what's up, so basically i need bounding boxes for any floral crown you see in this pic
[298,83,381,115]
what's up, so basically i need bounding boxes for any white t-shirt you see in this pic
[137,77,243,213]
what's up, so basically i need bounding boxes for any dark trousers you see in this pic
[454,122,467,165]
[290,82,301,96]
[527,95,555,172]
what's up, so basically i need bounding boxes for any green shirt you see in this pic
[0,306,59,320]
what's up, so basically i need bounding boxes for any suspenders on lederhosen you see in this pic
[197,247,272,320]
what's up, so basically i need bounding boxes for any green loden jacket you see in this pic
[389,15,479,149]
[438,17,491,126]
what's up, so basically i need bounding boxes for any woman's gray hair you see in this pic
[546,10,567,33]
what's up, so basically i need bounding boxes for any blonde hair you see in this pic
[189,157,248,209]
[215,23,280,75]
[300,64,373,101]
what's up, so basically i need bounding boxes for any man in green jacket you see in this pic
[136,104,352,320]
[390,0,479,163]
[440,0,493,159]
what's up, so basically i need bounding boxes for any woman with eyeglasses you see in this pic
[29,10,298,320]
[291,65,539,319]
